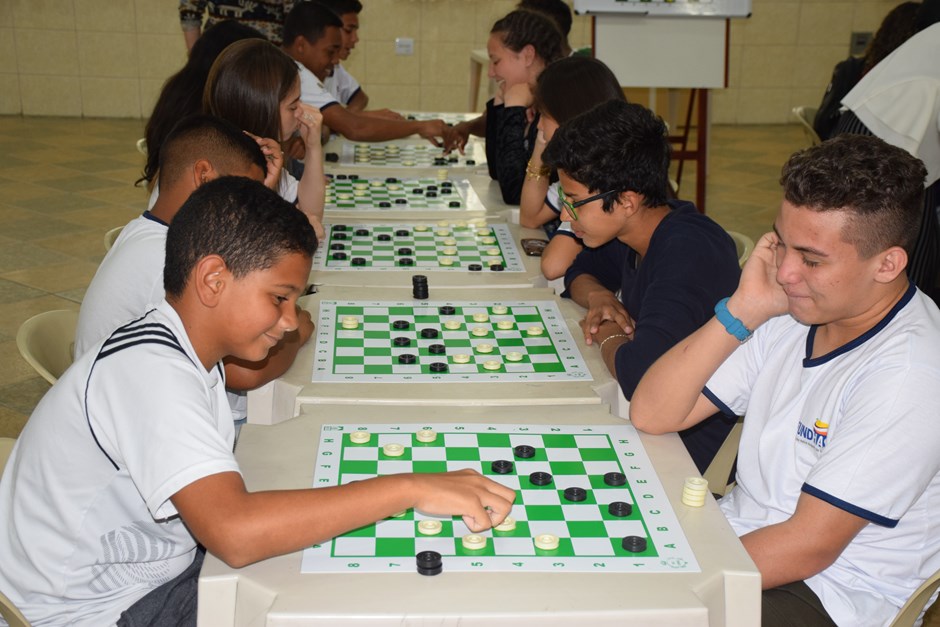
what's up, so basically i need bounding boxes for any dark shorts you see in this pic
[763,580,837,627]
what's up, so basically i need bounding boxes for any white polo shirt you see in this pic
[0,302,239,626]
[706,285,940,626]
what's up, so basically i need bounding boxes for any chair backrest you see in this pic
[702,418,744,497]
[0,437,15,479]
[15,309,80,385]
[889,568,940,627]
[792,106,822,146]
[0,588,31,627]
[103,226,124,252]
[726,231,755,268]
[136,137,147,155]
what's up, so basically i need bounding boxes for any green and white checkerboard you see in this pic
[325,176,485,213]
[301,423,699,573]
[312,222,525,272]
[312,300,591,383]
[336,139,486,169]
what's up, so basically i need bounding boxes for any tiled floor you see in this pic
[0,116,806,438]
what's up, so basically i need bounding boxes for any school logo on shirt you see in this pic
[796,418,829,449]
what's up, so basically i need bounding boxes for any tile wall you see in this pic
[0,1,908,122]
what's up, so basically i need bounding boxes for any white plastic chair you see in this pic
[792,106,822,146]
[15,310,79,385]
[727,231,755,267]
[103,226,123,252]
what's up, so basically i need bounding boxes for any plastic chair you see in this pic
[889,568,940,627]
[15,310,79,385]
[136,137,147,155]
[727,231,755,267]
[103,226,123,252]
[0,588,31,627]
[0,437,15,478]
[702,418,743,497]
[792,106,822,146]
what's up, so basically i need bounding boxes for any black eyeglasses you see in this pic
[558,185,618,220]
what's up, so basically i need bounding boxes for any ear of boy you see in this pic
[874,246,909,284]
[193,255,229,309]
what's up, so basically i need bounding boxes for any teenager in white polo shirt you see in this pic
[631,134,940,626]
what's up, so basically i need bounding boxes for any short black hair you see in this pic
[164,177,318,298]
[315,0,362,16]
[517,0,573,36]
[284,2,344,46]
[157,114,266,189]
[542,100,671,209]
[780,134,927,258]
[491,9,565,64]
[534,56,625,125]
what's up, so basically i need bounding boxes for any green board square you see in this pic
[540,434,578,448]
[492,519,531,537]
[339,460,378,475]
[565,520,608,537]
[611,536,657,558]
[411,460,448,473]
[445,447,480,461]
[601,502,638,520]
[526,345,558,354]
[454,538,496,557]
[343,523,377,538]
[334,355,364,365]
[581,448,619,462]
[549,461,586,475]
[524,505,564,520]
[381,448,412,461]
[375,537,415,556]
[337,306,365,315]
[534,537,575,557]
[533,363,566,373]
[476,433,512,448]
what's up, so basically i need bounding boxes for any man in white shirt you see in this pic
[631,134,940,626]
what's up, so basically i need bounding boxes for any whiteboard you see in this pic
[575,0,750,18]
[594,15,726,88]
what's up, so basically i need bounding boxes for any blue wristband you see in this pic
[714,297,752,342]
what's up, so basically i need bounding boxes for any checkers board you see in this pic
[313,300,591,383]
[324,175,486,214]
[312,222,525,273]
[335,138,487,169]
[401,111,478,125]
[300,423,699,574]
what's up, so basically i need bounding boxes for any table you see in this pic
[247,286,620,425]
[198,404,761,626]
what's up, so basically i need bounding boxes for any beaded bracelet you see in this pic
[599,333,630,352]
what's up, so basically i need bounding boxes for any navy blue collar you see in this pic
[142,210,168,227]
[803,281,916,367]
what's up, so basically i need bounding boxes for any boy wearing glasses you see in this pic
[542,100,741,472]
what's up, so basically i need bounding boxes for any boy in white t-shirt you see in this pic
[75,115,312,428]
[0,178,515,627]
[631,134,940,626]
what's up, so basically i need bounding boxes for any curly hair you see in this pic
[780,134,927,258]
[164,177,318,298]
[490,9,565,65]
[541,100,671,209]
[863,1,920,74]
